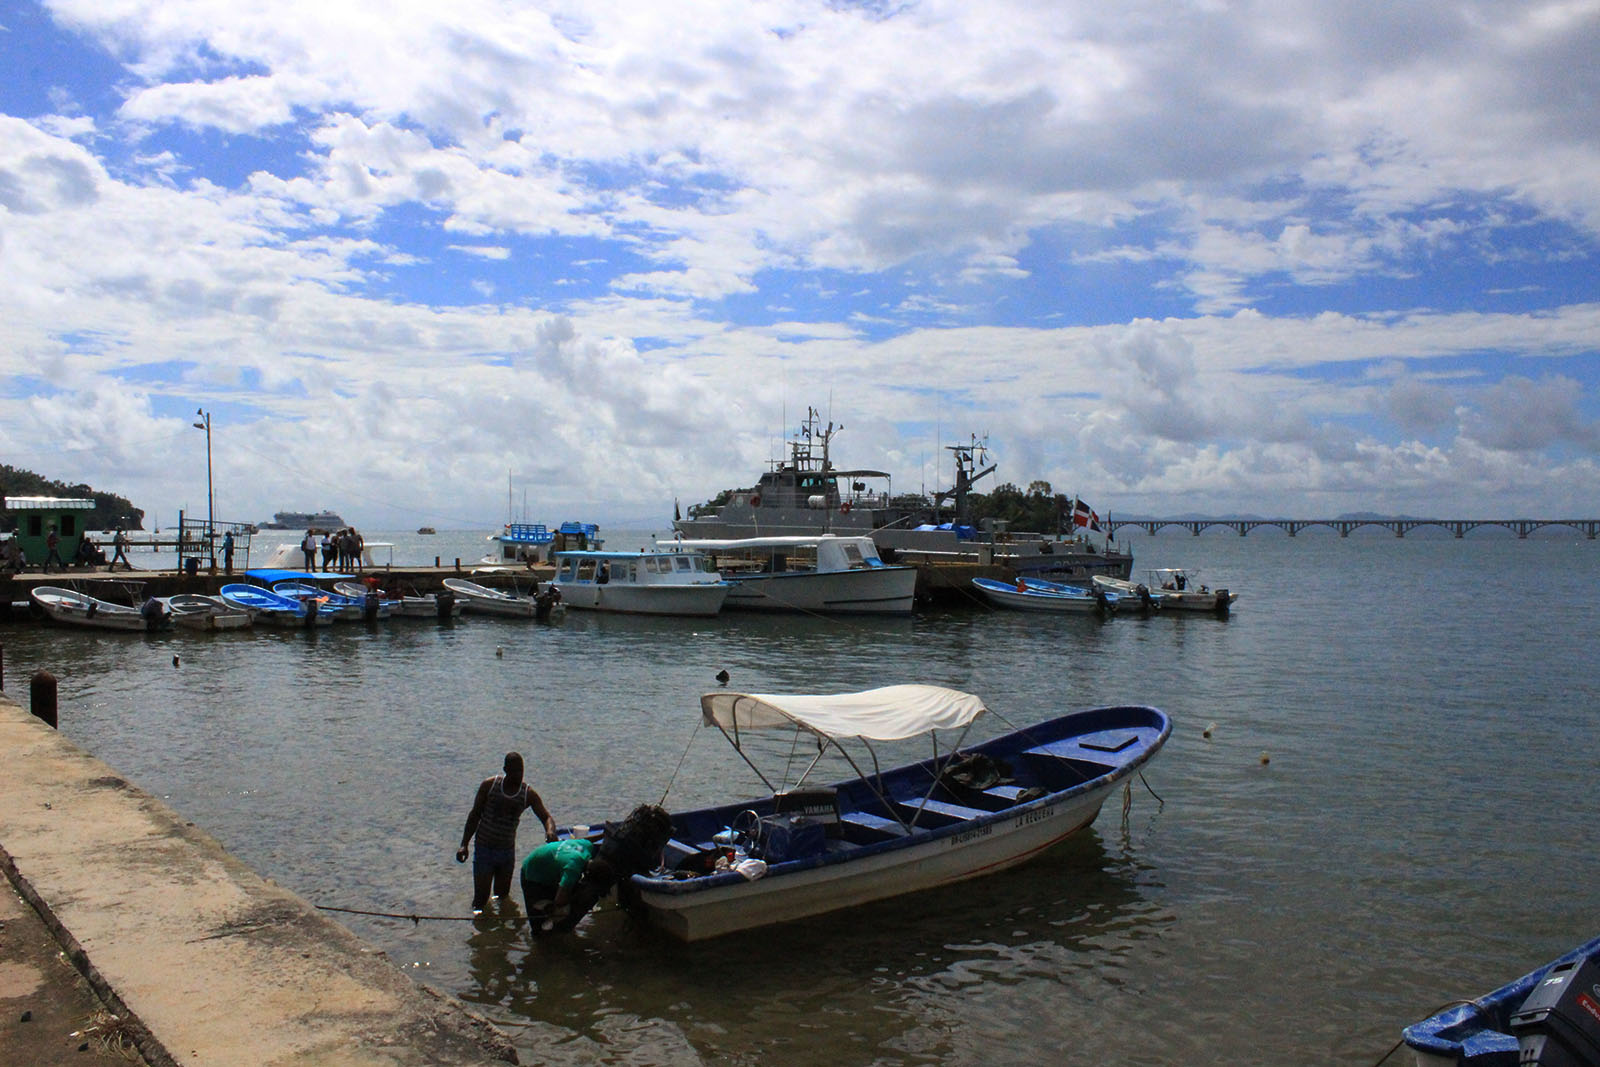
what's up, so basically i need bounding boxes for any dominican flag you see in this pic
[1072,497,1101,532]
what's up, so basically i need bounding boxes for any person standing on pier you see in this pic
[110,528,132,571]
[43,524,64,572]
[222,530,234,574]
[455,752,558,914]
[300,529,317,571]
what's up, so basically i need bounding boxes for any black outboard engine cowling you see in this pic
[1509,955,1600,1066]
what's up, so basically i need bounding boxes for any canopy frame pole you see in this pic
[906,721,982,825]
[710,718,778,794]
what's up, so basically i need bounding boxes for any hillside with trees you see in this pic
[1,465,145,530]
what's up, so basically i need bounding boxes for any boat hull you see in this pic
[720,567,916,614]
[557,583,727,617]
[972,578,1111,613]
[30,587,150,631]
[442,579,536,617]
[637,792,1107,941]
[623,704,1170,941]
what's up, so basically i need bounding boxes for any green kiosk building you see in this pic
[3,496,96,567]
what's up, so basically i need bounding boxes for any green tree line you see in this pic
[1,465,145,530]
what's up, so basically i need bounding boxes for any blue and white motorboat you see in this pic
[670,534,918,614]
[1403,934,1600,1065]
[588,686,1169,941]
[482,520,602,568]
[218,583,337,627]
[971,576,1117,614]
[552,549,729,617]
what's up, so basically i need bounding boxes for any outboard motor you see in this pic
[1213,589,1231,617]
[1510,955,1600,1067]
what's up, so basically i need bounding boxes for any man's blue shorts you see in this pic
[473,846,515,878]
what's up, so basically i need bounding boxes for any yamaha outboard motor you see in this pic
[1510,955,1600,1066]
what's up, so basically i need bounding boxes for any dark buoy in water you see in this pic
[715,669,730,686]
[173,655,180,668]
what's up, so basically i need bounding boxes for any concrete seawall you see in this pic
[0,693,518,1065]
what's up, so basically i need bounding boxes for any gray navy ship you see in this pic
[673,408,1132,585]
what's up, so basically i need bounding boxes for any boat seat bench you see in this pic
[895,797,991,827]
[837,810,910,843]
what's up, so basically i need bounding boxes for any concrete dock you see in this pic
[0,693,518,1066]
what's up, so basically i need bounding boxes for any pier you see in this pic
[0,693,516,1066]
[1105,518,1600,539]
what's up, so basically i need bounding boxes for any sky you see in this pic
[2,0,1599,530]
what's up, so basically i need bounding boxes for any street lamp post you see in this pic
[193,409,214,570]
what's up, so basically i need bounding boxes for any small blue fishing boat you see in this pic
[971,576,1118,614]
[1403,934,1600,1066]
[218,583,337,627]
[593,686,1169,941]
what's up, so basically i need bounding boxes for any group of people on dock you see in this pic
[301,527,366,572]
[455,751,673,935]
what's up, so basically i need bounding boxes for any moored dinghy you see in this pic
[441,577,541,618]
[30,586,154,631]
[592,685,1169,941]
[971,576,1117,614]
[219,583,336,627]
[165,593,252,631]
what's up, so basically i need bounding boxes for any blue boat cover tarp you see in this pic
[246,569,356,583]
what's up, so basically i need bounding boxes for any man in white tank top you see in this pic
[455,751,558,913]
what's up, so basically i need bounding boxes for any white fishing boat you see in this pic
[1096,569,1236,615]
[671,535,917,614]
[164,593,252,631]
[29,586,155,631]
[441,577,538,618]
[600,686,1170,941]
[551,549,729,617]
[971,576,1117,614]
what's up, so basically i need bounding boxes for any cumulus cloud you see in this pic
[0,0,1596,522]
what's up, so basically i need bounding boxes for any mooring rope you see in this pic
[314,903,529,925]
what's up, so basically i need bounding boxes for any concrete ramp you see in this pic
[0,695,517,1066]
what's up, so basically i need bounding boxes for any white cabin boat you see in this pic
[672,535,917,614]
[552,549,728,617]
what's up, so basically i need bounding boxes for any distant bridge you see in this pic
[1104,518,1600,539]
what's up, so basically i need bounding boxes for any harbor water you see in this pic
[4,530,1596,1064]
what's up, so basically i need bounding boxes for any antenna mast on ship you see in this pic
[936,434,995,524]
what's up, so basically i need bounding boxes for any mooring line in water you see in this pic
[314,903,528,925]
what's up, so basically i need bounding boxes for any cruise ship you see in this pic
[258,509,347,530]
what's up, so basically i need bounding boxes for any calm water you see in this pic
[5,530,1597,1065]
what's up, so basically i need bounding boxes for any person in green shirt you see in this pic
[521,837,609,932]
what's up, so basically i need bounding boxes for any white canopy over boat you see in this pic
[700,685,987,741]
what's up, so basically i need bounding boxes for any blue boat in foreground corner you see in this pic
[603,687,1169,941]
[1403,934,1600,1066]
